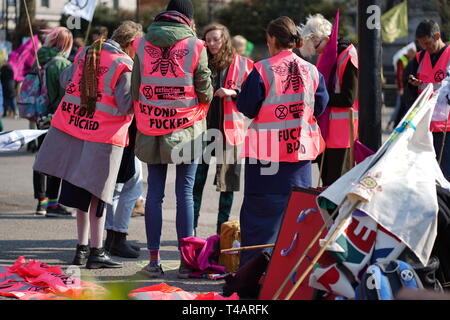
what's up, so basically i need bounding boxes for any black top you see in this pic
[0,64,15,99]
[327,38,358,108]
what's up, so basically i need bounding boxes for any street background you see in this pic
[0,106,392,298]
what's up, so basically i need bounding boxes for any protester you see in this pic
[408,20,450,180]
[33,21,142,269]
[90,26,109,43]
[104,120,143,258]
[131,0,213,278]
[69,37,86,62]
[299,14,359,186]
[236,16,329,267]
[192,23,253,236]
[32,27,73,217]
[231,35,247,57]
[391,47,417,127]
[0,62,16,118]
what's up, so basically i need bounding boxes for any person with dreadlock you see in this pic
[33,21,143,269]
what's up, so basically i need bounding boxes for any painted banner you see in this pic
[0,129,48,152]
[259,187,329,300]
[62,0,98,22]
[308,85,444,298]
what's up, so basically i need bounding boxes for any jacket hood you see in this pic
[37,46,67,65]
[145,21,195,48]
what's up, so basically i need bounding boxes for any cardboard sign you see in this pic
[259,187,329,300]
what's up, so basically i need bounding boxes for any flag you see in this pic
[62,0,98,22]
[381,1,408,43]
[8,35,40,82]
[316,10,340,141]
[309,84,443,298]
[0,130,48,152]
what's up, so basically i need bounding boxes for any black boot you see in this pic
[72,244,89,266]
[104,229,114,252]
[86,247,123,269]
[110,231,140,259]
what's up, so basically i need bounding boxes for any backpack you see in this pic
[355,260,424,300]
[17,56,65,121]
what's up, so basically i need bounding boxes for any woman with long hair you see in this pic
[236,16,329,267]
[192,23,253,235]
[33,21,143,268]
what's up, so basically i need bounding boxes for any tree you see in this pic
[434,0,450,42]
[215,0,356,45]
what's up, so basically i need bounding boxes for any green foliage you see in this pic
[215,0,357,45]
[434,0,450,42]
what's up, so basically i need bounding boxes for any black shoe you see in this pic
[72,244,89,266]
[46,204,72,217]
[110,231,140,259]
[35,203,47,216]
[86,247,123,269]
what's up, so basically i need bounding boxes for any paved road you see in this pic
[0,107,393,299]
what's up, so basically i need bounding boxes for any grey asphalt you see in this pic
[0,108,392,299]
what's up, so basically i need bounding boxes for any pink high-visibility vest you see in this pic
[133,36,208,136]
[325,44,359,149]
[51,46,134,147]
[416,46,450,132]
[223,54,253,146]
[242,50,324,162]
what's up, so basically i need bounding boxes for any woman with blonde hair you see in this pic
[192,23,253,235]
[32,27,73,217]
[33,21,143,268]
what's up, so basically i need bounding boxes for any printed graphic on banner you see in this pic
[145,45,189,76]
[259,187,328,300]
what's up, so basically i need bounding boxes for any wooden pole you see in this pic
[22,0,40,69]
[221,243,275,254]
[84,19,92,45]
[349,109,355,169]
[438,119,449,166]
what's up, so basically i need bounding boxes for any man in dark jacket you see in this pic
[0,63,17,117]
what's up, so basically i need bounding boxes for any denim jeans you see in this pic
[105,158,143,233]
[145,162,198,251]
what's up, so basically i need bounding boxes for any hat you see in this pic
[166,0,194,20]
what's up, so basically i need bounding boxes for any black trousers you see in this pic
[318,148,348,187]
[33,133,62,200]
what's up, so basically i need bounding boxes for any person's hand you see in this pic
[398,88,404,96]
[408,74,423,87]
[214,88,237,98]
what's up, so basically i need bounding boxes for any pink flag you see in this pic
[8,35,40,82]
[354,140,375,164]
[316,10,340,141]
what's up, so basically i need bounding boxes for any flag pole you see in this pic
[22,0,40,69]
[84,19,92,44]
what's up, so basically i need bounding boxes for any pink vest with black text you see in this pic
[51,45,134,147]
[133,36,208,136]
[243,50,324,162]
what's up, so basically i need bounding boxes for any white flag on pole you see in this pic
[62,0,98,22]
[0,130,48,152]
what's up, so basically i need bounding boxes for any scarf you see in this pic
[80,39,105,113]
[153,10,192,27]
